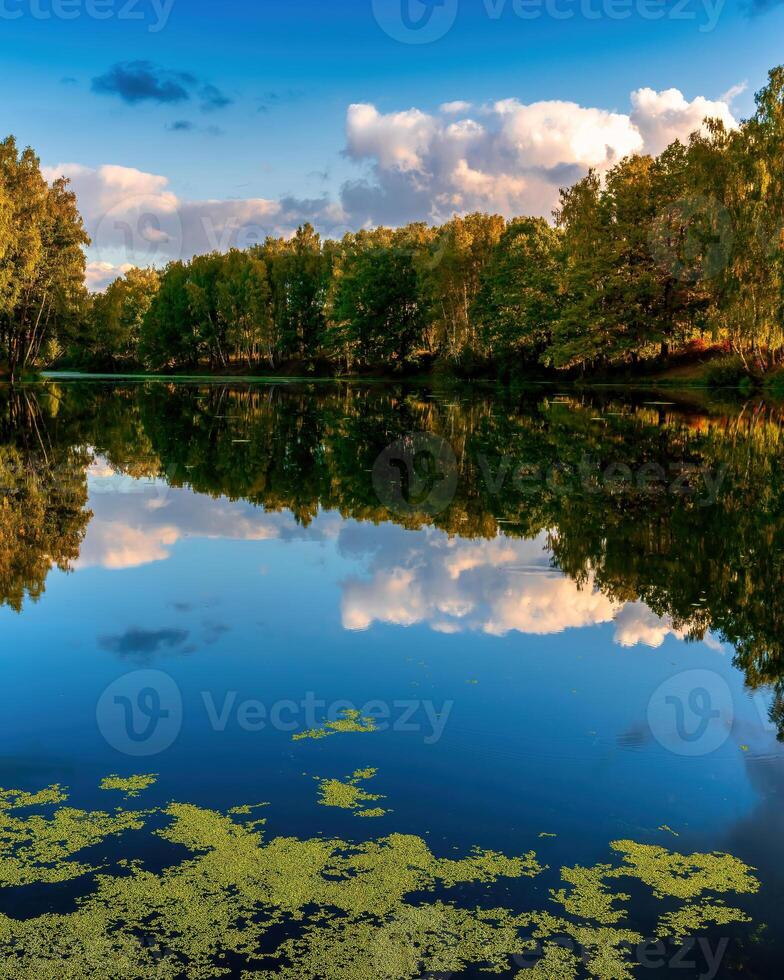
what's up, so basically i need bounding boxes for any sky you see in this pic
[3,0,784,287]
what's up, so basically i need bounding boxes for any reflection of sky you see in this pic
[1,459,783,944]
[83,460,697,650]
[340,526,692,648]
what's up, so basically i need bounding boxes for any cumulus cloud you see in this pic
[629,88,737,157]
[92,61,232,113]
[50,82,737,287]
[342,88,738,224]
[43,162,342,281]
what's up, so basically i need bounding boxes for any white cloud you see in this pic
[493,97,643,171]
[45,162,344,287]
[721,81,748,105]
[341,88,737,225]
[629,88,737,157]
[346,103,437,172]
[85,260,134,292]
[49,84,737,286]
[440,100,473,114]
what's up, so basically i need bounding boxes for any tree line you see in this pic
[4,67,784,379]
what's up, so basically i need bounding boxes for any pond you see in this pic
[0,379,781,978]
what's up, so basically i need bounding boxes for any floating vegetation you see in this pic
[99,774,158,799]
[0,780,761,979]
[293,708,377,741]
[356,807,387,819]
[0,782,147,888]
[315,768,388,817]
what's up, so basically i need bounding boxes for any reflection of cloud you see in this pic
[612,601,684,649]
[99,627,189,659]
[340,529,683,648]
[77,461,704,652]
[77,459,340,570]
[87,458,116,480]
[97,620,230,664]
[78,522,181,570]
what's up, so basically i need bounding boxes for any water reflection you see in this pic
[1,380,784,976]
[2,381,781,708]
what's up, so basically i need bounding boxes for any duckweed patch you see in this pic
[0,782,148,888]
[293,708,377,741]
[0,780,761,979]
[99,774,158,799]
[315,768,388,817]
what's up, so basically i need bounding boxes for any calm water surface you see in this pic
[0,380,782,977]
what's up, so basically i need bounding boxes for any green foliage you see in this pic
[474,216,561,365]
[703,355,753,390]
[0,136,89,380]
[87,267,160,368]
[0,388,91,611]
[10,66,784,378]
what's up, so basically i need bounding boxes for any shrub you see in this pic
[703,355,753,390]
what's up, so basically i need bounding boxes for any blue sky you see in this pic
[3,0,783,284]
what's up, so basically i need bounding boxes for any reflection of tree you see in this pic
[123,383,784,734]
[0,389,91,611]
[4,381,784,735]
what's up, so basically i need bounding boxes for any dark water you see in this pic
[1,379,783,978]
